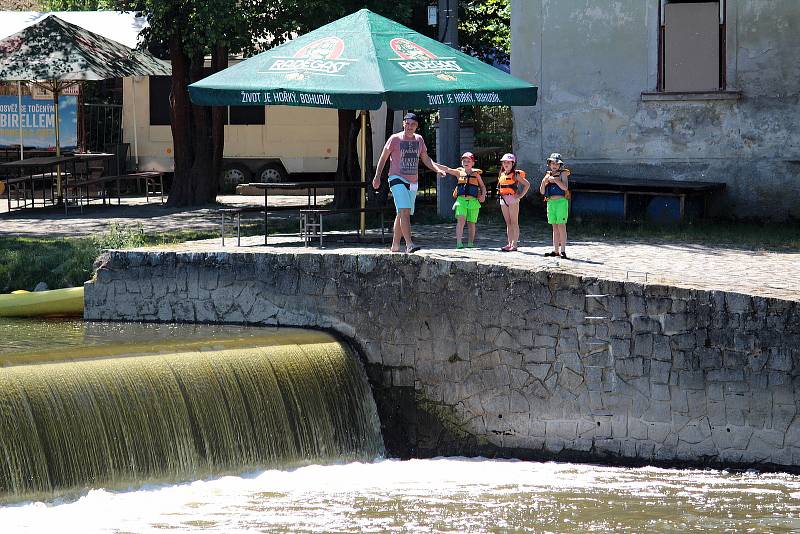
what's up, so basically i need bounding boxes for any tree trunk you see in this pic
[334,109,359,208]
[166,39,194,206]
[363,111,378,207]
[368,108,394,206]
[373,107,394,205]
[188,53,214,204]
[209,45,228,200]
[167,44,224,207]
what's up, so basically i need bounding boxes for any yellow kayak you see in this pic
[0,287,84,318]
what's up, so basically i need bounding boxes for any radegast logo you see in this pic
[267,37,354,81]
[389,38,467,81]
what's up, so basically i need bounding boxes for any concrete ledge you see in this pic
[641,91,743,102]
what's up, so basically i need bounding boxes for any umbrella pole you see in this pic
[132,77,140,169]
[17,82,23,160]
[54,87,62,203]
[359,110,367,236]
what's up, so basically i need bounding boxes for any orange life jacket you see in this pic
[453,167,483,198]
[498,169,525,196]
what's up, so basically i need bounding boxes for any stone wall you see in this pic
[86,250,800,469]
[510,0,800,220]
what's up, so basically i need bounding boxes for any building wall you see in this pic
[85,250,800,470]
[511,0,800,219]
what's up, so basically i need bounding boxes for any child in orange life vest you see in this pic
[539,152,570,259]
[496,153,530,252]
[436,152,487,249]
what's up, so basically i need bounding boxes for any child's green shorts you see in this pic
[547,197,569,224]
[454,196,481,223]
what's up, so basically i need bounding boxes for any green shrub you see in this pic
[93,222,147,250]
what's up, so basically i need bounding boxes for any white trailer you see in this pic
[122,74,340,187]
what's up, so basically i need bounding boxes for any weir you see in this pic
[85,250,800,471]
[0,332,384,502]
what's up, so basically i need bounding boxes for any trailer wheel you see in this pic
[221,162,252,192]
[256,162,288,183]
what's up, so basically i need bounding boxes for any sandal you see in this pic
[544,251,558,257]
[466,242,475,249]
[500,245,512,252]
[508,246,518,252]
[456,242,464,249]
[560,252,568,259]
[407,245,421,253]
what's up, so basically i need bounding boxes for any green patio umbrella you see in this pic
[189,9,536,109]
[189,9,537,232]
[0,14,171,200]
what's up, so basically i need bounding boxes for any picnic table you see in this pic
[0,155,75,212]
[0,148,58,163]
[222,181,381,246]
[68,153,165,207]
[1,153,166,213]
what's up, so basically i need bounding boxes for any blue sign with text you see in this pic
[0,95,78,150]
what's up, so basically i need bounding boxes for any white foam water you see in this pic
[2,458,799,533]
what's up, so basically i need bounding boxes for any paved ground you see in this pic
[169,225,799,301]
[0,195,311,237]
[2,195,798,301]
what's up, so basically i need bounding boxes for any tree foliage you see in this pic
[44,0,115,9]
[460,0,510,65]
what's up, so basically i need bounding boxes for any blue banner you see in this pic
[0,95,78,150]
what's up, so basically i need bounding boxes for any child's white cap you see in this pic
[500,153,516,162]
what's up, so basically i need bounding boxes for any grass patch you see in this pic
[0,236,97,293]
[0,215,352,293]
[0,223,224,293]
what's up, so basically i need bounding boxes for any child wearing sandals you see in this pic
[539,152,570,259]
[437,152,487,249]
[496,153,530,251]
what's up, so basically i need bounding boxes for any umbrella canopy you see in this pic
[0,14,170,84]
[189,9,536,110]
[0,14,169,203]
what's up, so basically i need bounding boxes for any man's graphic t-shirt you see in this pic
[385,133,427,182]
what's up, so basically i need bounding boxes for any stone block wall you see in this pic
[85,250,800,469]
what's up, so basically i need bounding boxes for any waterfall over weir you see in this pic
[0,330,384,502]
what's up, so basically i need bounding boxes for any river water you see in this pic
[1,458,799,533]
[1,319,799,532]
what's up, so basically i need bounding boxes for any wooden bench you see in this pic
[299,206,392,247]
[102,172,166,204]
[64,171,166,212]
[567,175,726,223]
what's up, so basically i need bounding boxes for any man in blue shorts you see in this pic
[372,112,442,253]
